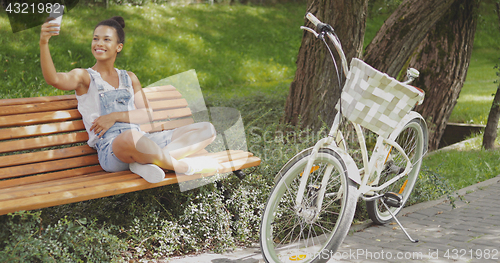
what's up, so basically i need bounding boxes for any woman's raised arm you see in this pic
[39,18,88,93]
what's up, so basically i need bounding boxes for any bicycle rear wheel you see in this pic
[366,118,428,225]
[260,148,358,263]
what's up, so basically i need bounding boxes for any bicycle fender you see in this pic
[389,111,426,140]
[273,146,362,185]
[327,146,362,185]
[273,147,314,184]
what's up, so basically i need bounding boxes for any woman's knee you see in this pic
[173,122,216,141]
[113,130,158,154]
[200,122,216,140]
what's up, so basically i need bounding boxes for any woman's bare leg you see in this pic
[112,122,217,175]
[112,129,189,173]
[163,122,217,160]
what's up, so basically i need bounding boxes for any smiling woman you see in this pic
[39,15,221,183]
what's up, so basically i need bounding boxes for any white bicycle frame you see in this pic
[294,14,424,218]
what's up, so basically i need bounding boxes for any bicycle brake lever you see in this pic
[317,23,334,34]
[300,26,319,38]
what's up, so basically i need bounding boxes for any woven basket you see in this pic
[336,58,424,138]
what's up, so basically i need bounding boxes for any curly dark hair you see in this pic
[94,16,125,45]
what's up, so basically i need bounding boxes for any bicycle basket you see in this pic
[336,58,425,138]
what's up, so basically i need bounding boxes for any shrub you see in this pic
[0,211,126,262]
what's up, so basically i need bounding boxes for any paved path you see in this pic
[167,175,500,263]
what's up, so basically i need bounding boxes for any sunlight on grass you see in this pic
[423,148,500,190]
[449,51,498,124]
[0,2,305,99]
[448,0,500,125]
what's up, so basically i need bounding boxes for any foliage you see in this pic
[409,166,455,206]
[0,211,126,262]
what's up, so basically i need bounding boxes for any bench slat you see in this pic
[0,175,179,215]
[0,145,95,168]
[0,132,89,154]
[143,85,177,93]
[0,155,99,180]
[0,94,75,107]
[145,91,183,101]
[153,108,192,121]
[1,171,111,197]
[0,109,82,128]
[149,98,188,111]
[0,171,133,201]
[140,118,195,133]
[0,100,79,117]
[0,120,85,140]
[0,166,103,190]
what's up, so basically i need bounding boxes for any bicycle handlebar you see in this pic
[304,12,419,85]
[303,12,349,77]
[306,12,321,26]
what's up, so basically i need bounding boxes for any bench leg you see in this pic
[232,170,246,180]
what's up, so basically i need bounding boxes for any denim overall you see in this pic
[87,69,174,172]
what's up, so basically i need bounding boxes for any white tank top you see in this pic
[76,68,135,148]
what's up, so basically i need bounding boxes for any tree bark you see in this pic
[283,0,368,130]
[363,0,455,78]
[483,85,500,149]
[409,0,480,151]
[482,2,500,150]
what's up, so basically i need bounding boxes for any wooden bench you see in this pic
[0,85,261,216]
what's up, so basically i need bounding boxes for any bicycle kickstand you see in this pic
[382,192,419,243]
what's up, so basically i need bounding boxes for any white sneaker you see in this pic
[181,156,220,175]
[129,162,165,183]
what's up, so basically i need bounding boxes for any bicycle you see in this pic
[259,12,428,263]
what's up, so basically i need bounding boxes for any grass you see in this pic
[0,2,304,100]
[448,0,500,124]
[423,148,500,190]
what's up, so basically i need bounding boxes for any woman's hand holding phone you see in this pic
[40,5,64,44]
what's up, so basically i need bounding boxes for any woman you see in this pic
[40,16,219,183]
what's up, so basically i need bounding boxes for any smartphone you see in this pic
[48,5,65,34]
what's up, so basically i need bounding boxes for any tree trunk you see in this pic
[482,2,500,150]
[409,0,480,151]
[483,85,500,149]
[364,0,455,78]
[283,0,368,130]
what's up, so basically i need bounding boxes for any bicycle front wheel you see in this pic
[260,148,358,263]
[366,118,428,225]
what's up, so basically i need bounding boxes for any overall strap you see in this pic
[86,68,105,92]
[119,69,134,94]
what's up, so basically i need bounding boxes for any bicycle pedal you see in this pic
[383,192,403,208]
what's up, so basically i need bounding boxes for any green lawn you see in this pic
[448,0,500,124]
[0,3,304,99]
